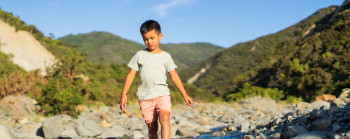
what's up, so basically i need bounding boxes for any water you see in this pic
[183,126,248,139]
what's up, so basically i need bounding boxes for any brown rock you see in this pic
[315,94,336,101]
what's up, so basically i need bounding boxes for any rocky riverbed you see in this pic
[0,88,350,139]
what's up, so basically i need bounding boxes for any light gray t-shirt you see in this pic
[128,49,177,100]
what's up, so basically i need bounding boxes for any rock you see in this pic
[249,129,260,135]
[75,117,104,137]
[315,94,336,101]
[98,125,124,138]
[332,88,350,107]
[0,95,37,120]
[0,124,14,139]
[332,123,341,132]
[195,126,210,133]
[226,125,238,131]
[42,115,74,139]
[309,100,330,110]
[310,118,332,131]
[240,122,250,132]
[295,102,309,110]
[176,127,200,138]
[17,123,42,137]
[282,126,308,138]
[121,134,133,139]
[291,132,325,139]
[241,135,255,139]
[60,129,79,138]
[218,108,236,123]
[256,133,267,139]
[270,132,281,139]
[132,130,144,138]
[211,131,226,137]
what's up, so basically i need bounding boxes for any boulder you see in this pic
[211,131,226,137]
[309,100,330,110]
[315,94,336,101]
[59,129,79,138]
[0,124,14,139]
[98,125,125,138]
[241,135,254,139]
[17,123,42,137]
[282,126,308,138]
[75,117,104,137]
[294,102,309,110]
[176,127,200,138]
[332,88,350,107]
[256,133,267,139]
[0,95,37,120]
[195,126,211,133]
[42,115,74,139]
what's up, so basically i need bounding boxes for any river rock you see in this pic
[75,116,104,137]
[42,115,74,139]
[270,132,281,139]
[256,133,267,139]
[0,95,37,120]
[310,118,332,131]
[0,124,14,139]
[309,100,330,110]
[282,125,308,138]
[294,102,310,110]
[59,129,79,138]
[176,127,200,138]
[211,131,226,137]
[98,125,125,138]
[291,132,325,139]
[332,88,350,107]
[17,123,42,137]
[195,126,211,133]
[241,135,254,139]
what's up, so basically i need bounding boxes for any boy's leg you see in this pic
[147,121,158,139]
[159,110,171,139]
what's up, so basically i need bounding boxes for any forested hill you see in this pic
[183,2,348,101]
[59,32,223,70]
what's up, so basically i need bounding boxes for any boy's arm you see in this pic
[120,68,137,111]
[169,69,193,106]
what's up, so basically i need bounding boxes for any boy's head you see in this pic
[140,20,163,51]
[140,20,161,35]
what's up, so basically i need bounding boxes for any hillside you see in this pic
[59,32,223,70]
[226,0,350,101]
[183,4,340,98]
[0,19,55,75]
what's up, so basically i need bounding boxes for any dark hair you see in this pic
[140,20,161,34]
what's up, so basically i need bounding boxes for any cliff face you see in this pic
[0,20,56,75]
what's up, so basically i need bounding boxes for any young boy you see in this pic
[119,20,193,139]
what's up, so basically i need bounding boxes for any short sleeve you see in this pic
[128,52,139,71]
[165,54,177,72]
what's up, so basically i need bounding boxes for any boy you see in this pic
[119,20,193,139]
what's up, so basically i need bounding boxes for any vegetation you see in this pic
[59,32,223,70]
[0,8,215,116]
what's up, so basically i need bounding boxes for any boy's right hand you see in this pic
[120,96,127,111]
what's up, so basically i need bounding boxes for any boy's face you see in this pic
[142,29,162,51]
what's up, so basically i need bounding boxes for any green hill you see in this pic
[59,32,223,70]
[185,1,350,102]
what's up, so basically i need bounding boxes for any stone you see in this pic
[60,129,79,138]
[291,132,325,139]
[176,127,200,138]
[132,130,144,138]
[332,88,350,107]
[332,123,341,132]
[309,100,330,110]
[0,124,14,139]
[0,95,37,120]
[98,125,125,138]
[121,134,133,139]
[17,123,42,137]
[42,115,74,139]
[211,131,226,137]
[315,94,336,101]
[256,133,267,139]
[240,122,250,132]
[295,102,309,110]
[241,135,254,139]
[195,126,210,133]
[282,126,308,138]
[311,118,332,131]
[270,132,281,139]
[75,117,104,137]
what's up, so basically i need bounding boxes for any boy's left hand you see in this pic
[184,95,193,106]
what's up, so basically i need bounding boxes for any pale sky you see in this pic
[0,0,345,47]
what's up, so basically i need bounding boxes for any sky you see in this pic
[0,0,345,48]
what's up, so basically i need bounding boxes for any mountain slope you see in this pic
[227,1,350,101]
[183,5,339,97]
[59,32,223,70]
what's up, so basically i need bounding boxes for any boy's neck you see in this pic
[146,48,163,54]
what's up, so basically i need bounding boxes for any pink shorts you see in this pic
[139,95,171,124]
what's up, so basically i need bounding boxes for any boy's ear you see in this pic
[159,33,163,40]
